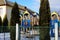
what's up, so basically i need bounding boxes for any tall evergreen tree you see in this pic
[10,3,20,26]
[0,16,2,33]
[10,2,20,40]
[39,0,51,40]
[3,14,8,32]
[0,17,2,26]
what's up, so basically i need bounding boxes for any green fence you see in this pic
[0,26,59,40]
[0,26,10,33]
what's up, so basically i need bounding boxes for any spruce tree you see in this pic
[10,2,20,26]
[3,14,8,32]
[10,2,20,40]
[39,0,51,40]
[0,16,2,33]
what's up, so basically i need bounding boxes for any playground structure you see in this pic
[20,10,39,26]
[20,10,31,32]
[51,12,59,20]
[16,10,40,40]
[50,12,59,40]
[15,11,59,40]
[20,10,39,32]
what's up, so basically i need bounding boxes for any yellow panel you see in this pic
[51,12,59,20]
[23,10,30,16]
[51,12,58,16]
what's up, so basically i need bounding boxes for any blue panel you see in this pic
[21,19,31,28]
[50,19,58,37]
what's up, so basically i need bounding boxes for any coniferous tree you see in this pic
[10,2,20,26]
[39,0,51,40]
[10,2,20,40]
[3,14,8,32]
[0,16,2,33]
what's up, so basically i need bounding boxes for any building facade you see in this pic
[0,0,39,26]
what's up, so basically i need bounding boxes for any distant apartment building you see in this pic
[0,0,39,26]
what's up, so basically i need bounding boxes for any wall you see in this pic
[0,6,6,21]
[6,6,12,22]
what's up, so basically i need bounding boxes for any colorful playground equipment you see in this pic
[50,12,58,36]
[50,12,58,40]
[20,10,31,32]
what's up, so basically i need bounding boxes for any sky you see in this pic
[49,0,60,13]
[9,0,60,13]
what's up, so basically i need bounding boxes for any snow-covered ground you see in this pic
[0,33,10,40]
[0,33,60,40]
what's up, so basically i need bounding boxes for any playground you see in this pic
[0,11,60,40]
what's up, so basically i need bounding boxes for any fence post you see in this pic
[55,23,58,40]
[16,23,19,40]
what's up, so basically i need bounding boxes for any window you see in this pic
[0,8,3,16]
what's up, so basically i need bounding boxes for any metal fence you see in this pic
[0,26,60,40]
[0,26,10,40]
[20,26,40,40]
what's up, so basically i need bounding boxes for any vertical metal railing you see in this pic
[0,26,10,40]
[19,25,59,40]
[0,25,59,40]
[20,26,40,40]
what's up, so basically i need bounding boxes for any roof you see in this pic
[6,0,26,10]
[26,7,39,15]
[0,0,37,14]
[0,0,6,5]
[0,0,25,10]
